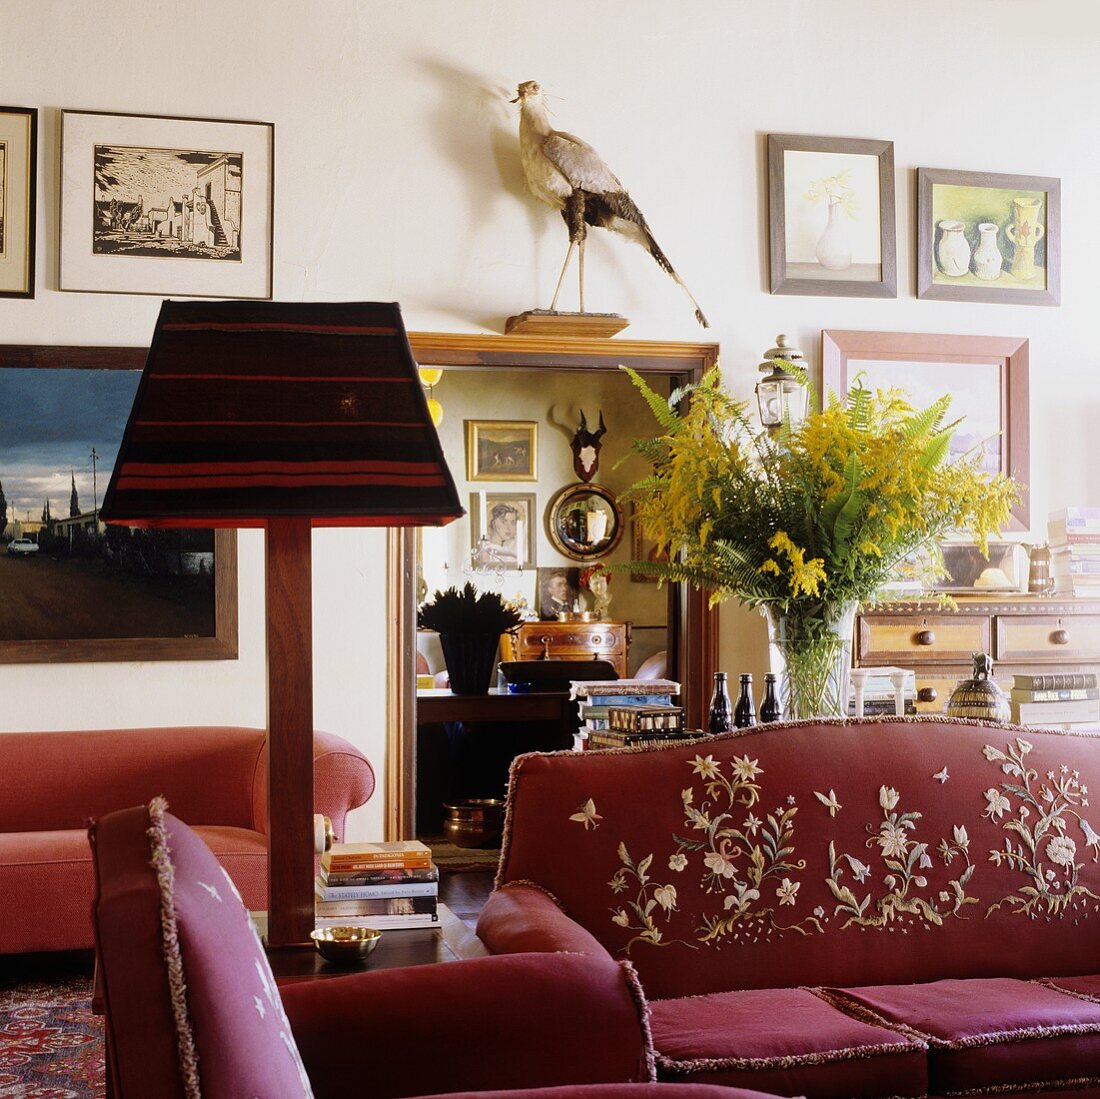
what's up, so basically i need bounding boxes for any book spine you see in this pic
[316,881,439,901]
[315,896,438,917]
[314,913,440,930]
[322,858,434,872]
[319,866,439,886]
[1012,701,1100,725]
[1010,688,1100,702]
[1012,673,1099,690]
[585,695,673,707]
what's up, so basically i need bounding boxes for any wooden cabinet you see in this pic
[856,596,1100,713]
[500,621,631,677]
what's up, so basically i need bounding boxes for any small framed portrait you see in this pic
[537,566,583,620]
[465,420,538,482]
[469,492,536,568]
[0,106,38,299]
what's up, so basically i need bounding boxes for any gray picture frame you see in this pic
[767,133,896,299]
[917,167,1061,306]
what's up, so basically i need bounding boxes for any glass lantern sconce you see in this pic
[755,334,809,433]
[418,365,444,427]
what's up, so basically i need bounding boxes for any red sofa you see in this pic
[0,725,374,953]
[478,717,1100,1098]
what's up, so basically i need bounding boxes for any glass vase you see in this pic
[763,601,858,720]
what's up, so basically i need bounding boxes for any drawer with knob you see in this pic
[995,614,1100,663]
[857,614,990,665]
[500,621,630,677]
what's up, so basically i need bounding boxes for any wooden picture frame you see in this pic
[0,344,238,663]
[822,329,1030,530]
[59,109,274,299]
[917,167,1060,305]
[630,502,668,582]
[768,133,896,298]
[469,490,536,568]
[464,419,538,482]
[0,106,37,299]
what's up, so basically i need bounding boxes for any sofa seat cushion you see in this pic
[650,986,927,1098]
[826,977,1100,1094]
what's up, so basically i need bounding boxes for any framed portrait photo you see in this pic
[768,133,896,298]
[536,566,583,621]
[59,110,274,298]
[917,167,1060,305]
[465,420,538,482]
[469,491,536,568]
[822,329,1030,529]
[0,347,238,664]
[0,106,38,298]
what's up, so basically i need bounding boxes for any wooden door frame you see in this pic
[385,332,720,839]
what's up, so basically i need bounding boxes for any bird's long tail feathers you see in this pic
[593,191,710,328]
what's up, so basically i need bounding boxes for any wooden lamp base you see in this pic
[505,310,629,338]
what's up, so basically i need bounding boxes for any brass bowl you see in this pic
[443,798,505,848]
[557,610,597,622]
[310,926,382,966]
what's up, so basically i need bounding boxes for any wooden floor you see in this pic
[439,870,495,931]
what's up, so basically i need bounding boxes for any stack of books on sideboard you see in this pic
[1049,507,1100,596]
[316,840,438,930]
[1010,673,1100,728]
[570,678,684,750]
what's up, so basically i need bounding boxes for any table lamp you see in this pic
[100,300,462,946]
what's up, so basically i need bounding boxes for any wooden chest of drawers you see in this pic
[500,621,630,678]
[856,596,1100,712]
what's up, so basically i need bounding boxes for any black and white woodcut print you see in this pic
[93,144,243,261]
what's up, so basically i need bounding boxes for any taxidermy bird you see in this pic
[512,80,709,328]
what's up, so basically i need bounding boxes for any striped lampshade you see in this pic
[100,300,462,529]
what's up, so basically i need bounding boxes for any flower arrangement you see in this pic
[804,169,858,218]
[623,366,1019,717]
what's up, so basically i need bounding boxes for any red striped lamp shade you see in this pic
[99,299,462,529]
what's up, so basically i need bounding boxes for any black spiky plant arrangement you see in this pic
[418,584,524,694]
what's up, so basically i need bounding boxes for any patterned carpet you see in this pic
[0,973,103,1099]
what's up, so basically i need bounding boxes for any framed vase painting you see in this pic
[821,329,1030,529]
[0,346,238,663]
[917,167,1060,305]
[767,133,896,298]
[464,420,538,482]
[469,491,536,568]
[0,106,37,298]
[59,110,274,298]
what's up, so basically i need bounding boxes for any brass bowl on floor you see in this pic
[310,926,382,966]
[443,798,505,848]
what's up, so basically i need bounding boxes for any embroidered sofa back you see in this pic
[499,718,1100,1001]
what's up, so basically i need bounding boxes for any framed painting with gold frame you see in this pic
[464,420,538,482]
[0,106,37,299]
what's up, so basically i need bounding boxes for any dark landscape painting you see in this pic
[92,144,243,261]
[0,366,219,644]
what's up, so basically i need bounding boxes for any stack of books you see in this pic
[1010,673,1100,728]
[848,667,917,717]
[316,840,439,930]
[1049,507,1100,596]
[569,678,684,750]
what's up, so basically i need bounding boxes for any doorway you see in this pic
[384,332,720,840]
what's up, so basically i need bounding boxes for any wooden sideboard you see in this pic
[856,595,1100,712]
[500,620,630,677]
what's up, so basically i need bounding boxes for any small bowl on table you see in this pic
[310,926,382,967]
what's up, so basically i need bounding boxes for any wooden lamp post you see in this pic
[99,300,462,947]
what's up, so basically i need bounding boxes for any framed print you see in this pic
[0,345,238,663]
[537,566,584,620]
[469,491,536,568]
[917,167,1060,305]
[464,420,538,482]
[59,110,274,298]
[768,133,896,298]
[0,106,37,298]
[822,329,1030,529]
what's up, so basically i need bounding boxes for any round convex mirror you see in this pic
[546,483,623,561]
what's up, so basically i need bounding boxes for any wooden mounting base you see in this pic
[505,310,629,338]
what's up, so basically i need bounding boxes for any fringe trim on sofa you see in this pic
[656,1038,923,1075]
[1032,976,1100,1004]
[495,878,568,911]
[810,987,932,1045]
[147,796,202,1099]
[619,959,657,1082]
[940,1077,1100,1096]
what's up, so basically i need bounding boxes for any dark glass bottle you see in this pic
[733,673,756,728]
[707,672,733,734]
[760,673,783,723]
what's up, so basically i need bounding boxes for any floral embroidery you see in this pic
[933,766,950,784]
[825,784,978,928]
[608,842,682,950]
[983,738,1100,918]
[776,877,799,905]
[570,798,603,829]
[814,789,842,817]
[668,853,688,872]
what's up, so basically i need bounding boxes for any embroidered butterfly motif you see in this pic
[814,789,842,817]
[933,766,949,784]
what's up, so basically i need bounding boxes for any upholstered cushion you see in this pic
[825,977,1100,1094]
[92,799,314,1098]
[418,1086,787,1099]
[649,986,927,1097]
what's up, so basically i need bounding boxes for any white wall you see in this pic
[3,0,1099,835]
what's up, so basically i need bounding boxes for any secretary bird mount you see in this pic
[509,79,709,335]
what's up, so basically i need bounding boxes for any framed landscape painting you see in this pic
[768,133,896,298]
[0,347,237,663]
[0,106,37,298]
[59,110,273,298]
[917,167,1060,305]
[464,420,538,482]
[821,329,1030,529]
